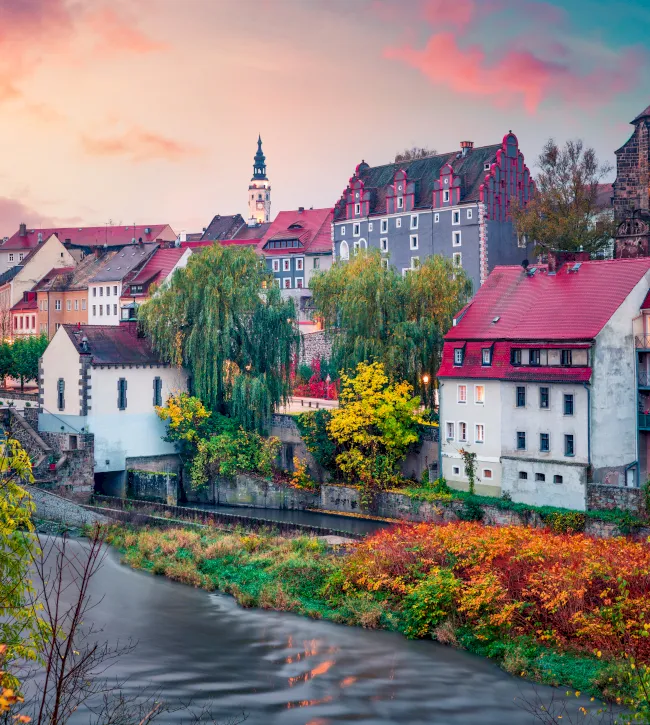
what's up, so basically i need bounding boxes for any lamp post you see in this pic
[422,373,430,410]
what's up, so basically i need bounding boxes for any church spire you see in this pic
[253,135,267,180]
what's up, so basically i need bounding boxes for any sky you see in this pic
[0,0,648,237]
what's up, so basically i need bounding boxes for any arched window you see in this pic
[339,240,349,260]
[359,238,367,249]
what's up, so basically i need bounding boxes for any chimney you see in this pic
[19,223,27,237]
[37,232,43,243]
[460,141,474,157]
[298,206,305,213]
[119,319,139,337]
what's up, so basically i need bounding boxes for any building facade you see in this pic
[332,133,535,291]
[438,259,650,509]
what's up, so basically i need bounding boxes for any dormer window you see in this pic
[529,349,541,366]
[454,348,464,366]
[511,349,522,366]
[355,203,360,215]
[397,197,404,209]
[482,348,492,366]
[288,223,303,230]
[443,190,450,203]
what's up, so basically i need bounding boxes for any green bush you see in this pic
[402,568,459,639]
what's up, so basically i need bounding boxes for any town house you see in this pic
[437,258,650,510]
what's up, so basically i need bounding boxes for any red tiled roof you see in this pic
[257,208,333,256]
[437,341,592,382]
[642,291,650,310]
[233,222,271,241]
[11,297,37,312]
[125,247,187,289]
[447,259,650,342]
[63,324,165,365]
[2,224,176,251]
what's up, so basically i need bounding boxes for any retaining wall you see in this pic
[587,483,647,516]
[127,469,178,505]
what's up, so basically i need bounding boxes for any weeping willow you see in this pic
[140,245,299,432]
[310,250,472,410]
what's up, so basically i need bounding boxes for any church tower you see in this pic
[248,135,271,226]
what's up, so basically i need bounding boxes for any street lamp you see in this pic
[422,374,430,385]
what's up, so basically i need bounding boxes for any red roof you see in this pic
[63,324,165,365]
[124,247,187,290]
[446,259,650,342]
[2,224,176,251]
[11,297,38,312]
[257,208,333,256]
[437,341,592,382]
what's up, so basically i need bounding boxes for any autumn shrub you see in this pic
[402,568,460,638]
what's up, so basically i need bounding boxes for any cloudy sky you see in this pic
[0,0,648,236]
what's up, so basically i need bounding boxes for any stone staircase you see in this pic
[1,409,61,484]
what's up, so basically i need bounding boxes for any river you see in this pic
[34,538,607,725]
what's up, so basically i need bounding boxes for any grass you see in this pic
[104,522,640,703]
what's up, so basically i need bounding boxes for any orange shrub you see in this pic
[343,522,650,659]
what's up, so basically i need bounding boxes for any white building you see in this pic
[438,258,650,510]
[39,322,188,493]
[87,243,157,326]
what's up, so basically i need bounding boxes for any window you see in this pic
[99,287,103,296]
[153,376,162,407]
[564,394,574,416]
[483,469,493,479]
[113,285,118,296]
[282,258,291,272]
[283,278,291,289]
[74,299,78,311]
[18,253,23,262]
[380,237,388,252]
[92,305,96,316]
[475,385,485,404]
[99,305,103,316]
[81,299,86,311]
[295,278,304,289]
[540,433,550,452]
[40,323,47,333]
[313,257,320,270]
[446,422,455,440]
[475,424,485,443]
[117,378,127,410]
[340,241,349,260]
[353,223,360,237]
[55,300,61,311]
[411,256,420,269]
[55,323,61,331]
[31,315,35,328]
[272,259,280,272]
[8,254,13,262]
[340,226,346,236]
[535,473,546,482]
[482,348,492,365]
[467,209,473,220]
[354,203,360,215]
[452,466,460,476]
[353,240,361,255]
[540,387,549,409]
[434,213,440,223]
[484,162,491,171]
[519,471,528,480]
[561,350,572,366]
[410,215,418,229]
[452,210,460,225]
[296,258,304,271]
[105,286,110,296]
[529,349,541,366]
[274,279,281,288]
[410,234,418,250]
[454,348,464,366]
[397,197,403,209]
[443,190,450,203]
[57,379,65,411]
[452,230,462,246]
[517,431,526,450]
[516,386,526,407]
[452,252,462,268]
[368,222,373,232]
[113,304,117,315]
[396,218,402,228]
[93,288,97,297]
[381,258,389,269]
[457,384,467,403]
[554,475,563,484]
[66,300,71,311]
[14,317,17,330]
[564,434,575,457]
[458,421,467,442]
[380,219,388,233]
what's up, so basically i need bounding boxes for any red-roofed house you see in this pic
[437,258,650,510]
[120,246,191,320]
[0,223,176,275]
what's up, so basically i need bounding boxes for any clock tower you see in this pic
[248,135,271,226]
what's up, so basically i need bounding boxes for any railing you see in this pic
[639,371,650,387]
[639,413,650,429]
[635,335,650,349]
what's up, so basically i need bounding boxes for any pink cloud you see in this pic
[0,197,55,237]
[384,32,643,113]
[81,127,201,163]
[420,0,477,30]
[86,8,168,54]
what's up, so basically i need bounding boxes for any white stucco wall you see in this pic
[10,236,75,307]
[440,378,502,496]
[501,457,587,510]
[305,253,332,288]
[591,271,650,484]
[40,327,81,415]
[88,282,122,326]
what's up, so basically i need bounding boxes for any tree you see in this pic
[327,362,423,501]
[394,147,437,163]
[140,245,299,433]
[310,251,472,409]
[511,138,616,256]
[0,342,14,388]
[10,335,49,392]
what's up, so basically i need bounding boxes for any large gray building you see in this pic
[332,133,535,291]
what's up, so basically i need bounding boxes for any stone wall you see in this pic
[587,483,647,516]
[184,474,319,509]
[614,117,650,220]
[127,469,178,505]
[300,330,333,364]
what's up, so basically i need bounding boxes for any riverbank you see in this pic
[104,519,650,708]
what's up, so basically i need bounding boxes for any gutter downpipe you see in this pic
[438,382,444,481]
[582,381,592,509]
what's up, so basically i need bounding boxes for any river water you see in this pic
[39,538,607,725]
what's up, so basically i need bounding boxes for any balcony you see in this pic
[639,413,650,430]
[635,335,650,349]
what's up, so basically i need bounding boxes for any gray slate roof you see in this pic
[89,243,158,283]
